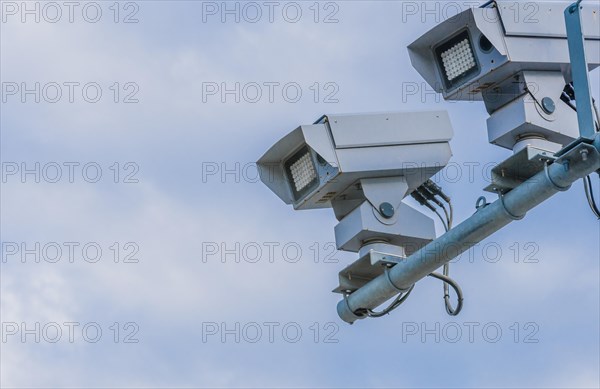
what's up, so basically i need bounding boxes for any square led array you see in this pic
[289,151,317,192]
[441,39,476,82]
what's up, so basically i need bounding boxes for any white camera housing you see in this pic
[409,0,600,181]
[257,111,453,215]
[258,111,455,294]
[408,1,600,101]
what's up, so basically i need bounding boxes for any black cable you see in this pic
[565,82,576,100]
[562,83,600,131]
[439,204,451,231]
[424,180,451,203]
[563,83,600,217]
[365,181,457,319]
[411,190,436,212]
[415,180,464,316]
[584,175,600,219]
[366,284,415,318]
[432,207,450,232]
[561,92,578,112]
[593,98,600,132]
[432,195,463,316]
[367,180,464,319]
[417,186,451,230]
[428,272,464,316]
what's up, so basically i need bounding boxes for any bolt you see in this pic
[379,202,395,219]
[581,149,589,161]
[541,97,555,114]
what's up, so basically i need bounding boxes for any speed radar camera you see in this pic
[408,0,600,101]
[409,0,600,193]
[257,111,454,295]
[257,1,600,325]
[257,112,452,213]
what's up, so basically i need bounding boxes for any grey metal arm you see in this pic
[338,137,600,323]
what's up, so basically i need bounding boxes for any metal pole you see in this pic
[337,137,600,323]
[565,0,597,140]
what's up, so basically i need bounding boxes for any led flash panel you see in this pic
[290,152,316,191]
[285,147,319,201]
[441,39,476,81]
[435,30,480,90]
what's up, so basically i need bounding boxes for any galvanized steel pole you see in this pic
[337,137,600,323]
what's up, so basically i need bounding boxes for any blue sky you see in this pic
[1,1,599,388]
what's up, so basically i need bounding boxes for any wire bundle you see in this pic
[560,82,600,219]
[584,174,600,219]
[412,180,464,316]
[358,180,464,319]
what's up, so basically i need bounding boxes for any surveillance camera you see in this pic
[251,0,600,325]
[408,0,600,101]
[409,1,600,193]
[257,111,454,295]
[257,111,453,216]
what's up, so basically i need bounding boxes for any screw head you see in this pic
[541,97,556,114]
[379,202,395,219]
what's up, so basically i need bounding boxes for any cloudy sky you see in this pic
[1,1,599,388]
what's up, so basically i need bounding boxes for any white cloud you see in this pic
[2,1,599,387]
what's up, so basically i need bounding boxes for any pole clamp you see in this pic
[385,268,410,293]
[500,194,525,220]
[544,163,571,192]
